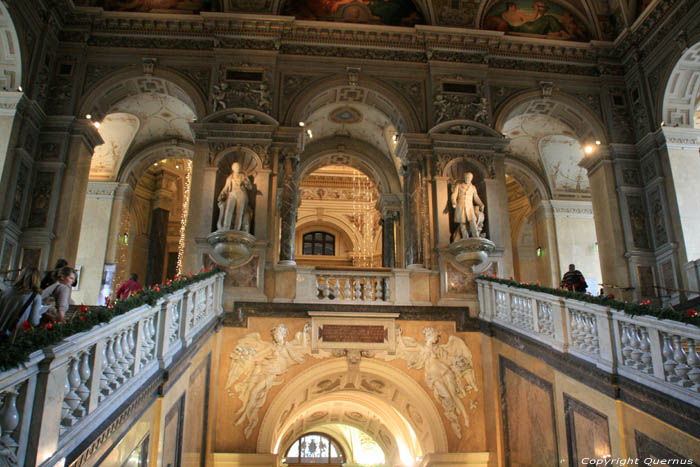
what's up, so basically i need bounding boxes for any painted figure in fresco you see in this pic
[282,0,423,26]
[484,1,587,41]
[217,162,253,232]
[450,172,485,240]
[376,327,478,438]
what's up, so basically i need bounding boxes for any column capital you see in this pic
[0,91,23,117]
[377,193,402,219]
[578,145,612,175]
[86,181,120,201]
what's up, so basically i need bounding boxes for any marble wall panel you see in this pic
[499,356,558,467]
[162,394,185,467]
[634,431,690,464]
[183,355,211,466]
[564,394,612,465]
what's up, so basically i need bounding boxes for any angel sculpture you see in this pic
[379,327,478,438]
[225,323,322,438]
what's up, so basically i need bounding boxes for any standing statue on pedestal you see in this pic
[451,172,485,240]
[217,162,253,232]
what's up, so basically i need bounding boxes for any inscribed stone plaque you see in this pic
[318,324,388,343]
[309,312,398,353]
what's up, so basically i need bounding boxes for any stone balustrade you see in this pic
[0,272,224,467]
[478,279,700,407]
[295,267,411,305]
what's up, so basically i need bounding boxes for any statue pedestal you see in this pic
[447,238,496,271]
[206,230,256,267]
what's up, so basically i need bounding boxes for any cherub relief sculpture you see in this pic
[225,324,326,438]
[377,327,478,438]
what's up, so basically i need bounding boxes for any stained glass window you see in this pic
[283,432,345,464]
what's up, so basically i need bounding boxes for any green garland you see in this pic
[0,268,221,372]
[476,275,699,327]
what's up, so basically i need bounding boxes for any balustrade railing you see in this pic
[478,279,700,407]
[295,267,411,305]
[0,272,224,467]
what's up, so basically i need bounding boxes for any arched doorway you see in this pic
[497,96,604,290]
[73,77,199,304]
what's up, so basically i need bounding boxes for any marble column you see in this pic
[146,208,169,286]
[104,184,134,265]
[278,151,300,265]
[579,146,633,299]
[482,158,513,278]
[50,119,103,267]
[432,175,451,247]
[378,193,401,268]
[0,91,22,184]
[659,126,700,292]
[73,181,119,305]
[253,168,271,240]
[403,160,424,268]
[531,200,561,288]
[183,142,215,274]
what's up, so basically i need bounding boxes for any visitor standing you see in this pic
[41,266,76,322]
[0,267,48,338]
[560,264,587,293]
[115,273,143,299]
[40,258,68,290]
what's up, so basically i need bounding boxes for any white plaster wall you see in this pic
[551,200,602,293]
[73,194,114,305]
[667,145,700,263]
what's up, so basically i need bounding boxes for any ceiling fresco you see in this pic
[281,0,425,26]
[77,0,659,42]
[483,0,589,41]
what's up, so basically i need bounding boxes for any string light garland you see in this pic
[176,159,192,275]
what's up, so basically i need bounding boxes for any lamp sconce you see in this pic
[121,233,129,245]
[536,246,543,257]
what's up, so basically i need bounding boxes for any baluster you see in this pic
[671,335,691,387]
[343,277,352,300]
[353,277,361,301]
[62,358,81,427]
[640,328,652,374]
[321,277,330,299]
[662,333,678,382]
[364,277,372,300]
[630,326,644,370]
[121,330,133,377]
[75,351,91,417]
[685,338,700,391]
[620,323,632,365]
[113,333,126,384]
[375,277,383,301]
[582,314,593,351]
[0,387,20,459]
[384,278,391,302]
[570,311,581,348]
[100,342,114,400]
[149,316,157,358]
[332,276,341,300]
[589,315,599,352]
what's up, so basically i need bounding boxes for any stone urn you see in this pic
[447,237,496,271]
[206,230,256,267]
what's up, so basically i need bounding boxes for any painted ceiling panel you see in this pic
[89,113,140,181]
[110,93,195,150]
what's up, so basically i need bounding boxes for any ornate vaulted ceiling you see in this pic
[77,0,657,42]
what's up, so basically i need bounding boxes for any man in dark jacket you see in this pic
[561,264,587,293]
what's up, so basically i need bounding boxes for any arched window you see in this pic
[302,232,335,256]
[284,432,345,464]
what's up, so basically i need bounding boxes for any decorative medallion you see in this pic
[330,106,363,124]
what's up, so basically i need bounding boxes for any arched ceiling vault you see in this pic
[77,0,656,42]
[662,41,700,128]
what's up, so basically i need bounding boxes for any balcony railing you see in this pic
[295,266,411,305]
[478,279,700,407]
[0,272,224,467]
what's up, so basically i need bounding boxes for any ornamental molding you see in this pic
[549,200,594,219]
[86,181,120,200]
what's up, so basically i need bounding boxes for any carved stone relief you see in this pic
[10,162,30,225]
[626,195,650,249]
[648,189,668,246]
[224,257,259,288]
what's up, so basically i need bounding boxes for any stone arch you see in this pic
[298,137,402,196]
[258,358,449,460]
[117,138,194,186]
[0,2,22,91]
[283,77,423,133]
[660,40,700,128]
[494,90,608,144]
[77,67,208,120]
[211,145,264,175]
[442,156,491,184]
[504,156,552,203]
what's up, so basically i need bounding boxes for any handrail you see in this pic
[0,272,225,467]
[477,279,700,408]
